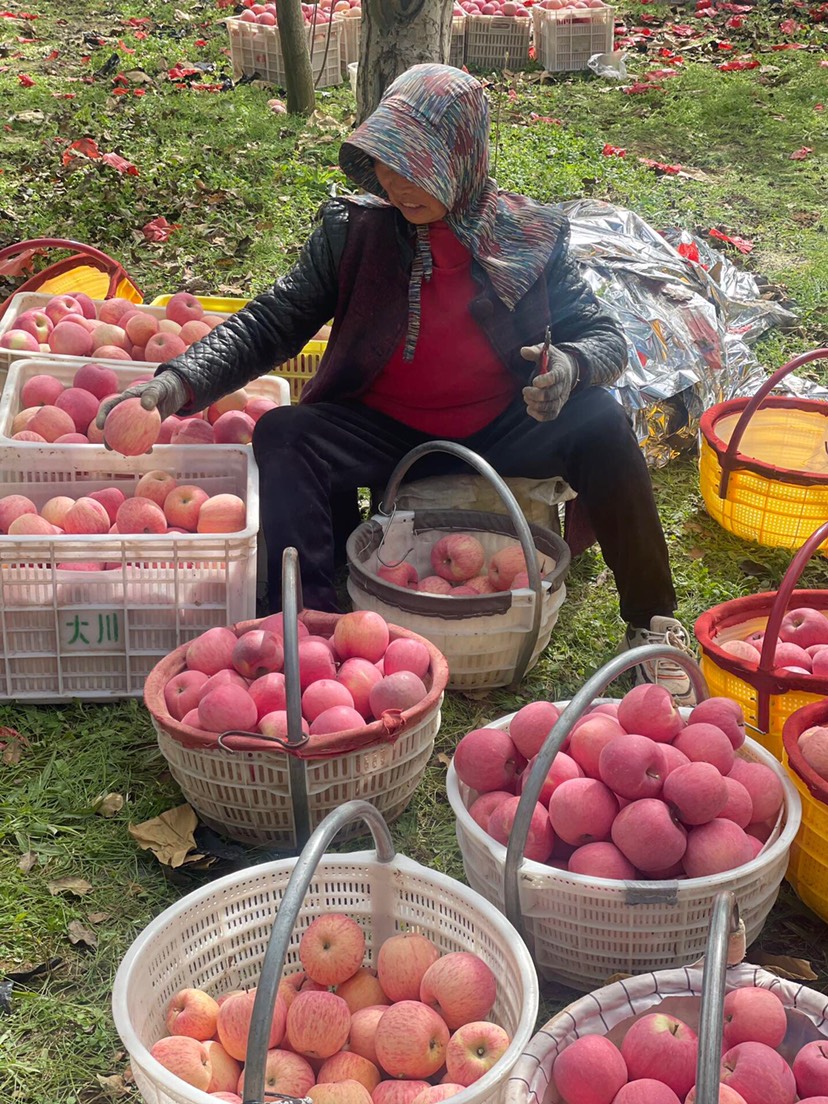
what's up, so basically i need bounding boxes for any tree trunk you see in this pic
[276,0,316,115]
[357,0,453,123]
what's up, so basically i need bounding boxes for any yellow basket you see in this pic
[148,294,327,402]
[699,347,828,552]
[782,699,828,922]
[695,521,828,760]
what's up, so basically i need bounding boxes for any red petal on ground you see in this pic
[142,216,180,242]
[789,146,812,159]
[101,152,139,175]
[677,242,701,262]
[17,72,34,86]
[709,228,754,253]
[62,136,101,164]
[602,143,626,156]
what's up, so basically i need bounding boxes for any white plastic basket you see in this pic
[533,4,615,72]
[450,13,467,67]
[0,444,258,701]
[341,12,361,75]
[0,357,289,452]
[503,959,828,1104]
[0,291,231,371]
[446,650,802,990]
[464,14,531,70]
[112,801,541,1104]
[347,443,570,691]
[227,14,343,88]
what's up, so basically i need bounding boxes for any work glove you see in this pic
[96,371,191,443]
[520,344,579,422]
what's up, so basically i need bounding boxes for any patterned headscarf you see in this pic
[339,64,562,359]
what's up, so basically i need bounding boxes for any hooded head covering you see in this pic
[339,63,563,359]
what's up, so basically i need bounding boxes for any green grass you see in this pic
[1,0,827,1100]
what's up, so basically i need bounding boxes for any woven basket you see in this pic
[112,801,540,1104]
[695,520,828,759]
[782,698,828,924]
[347,442,570,691]
[446,647,801,991]
[144,549,449,847]
[699,348,828,552]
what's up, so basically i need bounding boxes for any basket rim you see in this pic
[143,609,450,758]
[446,705,802,892]
[699,396,828,487]
[112,848,541,1104]
[782,698,828,803]
[694,589,828,696]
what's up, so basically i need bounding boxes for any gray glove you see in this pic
[96,371,190,436]
[520,345,579,422]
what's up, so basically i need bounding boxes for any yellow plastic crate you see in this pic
[782,700,828,923]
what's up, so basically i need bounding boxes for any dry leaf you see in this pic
[1,726,30,766]
[48,877,92,897]
[95,792,124,817]
[688,548,704,560]
[67,921,97,949]
[18,851,36,873]
[605,971,633,984]
[95,1072,129,1097]
[88,911,111,924]
[436,753,451,768]
[750,952,817,980]
[128,804,199,868]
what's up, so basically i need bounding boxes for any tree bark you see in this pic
[357,0,453,123]
[276,0,316,115]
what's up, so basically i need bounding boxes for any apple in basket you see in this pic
[716,606,828,675]
[453,688,784,877]
[798,725,828,781]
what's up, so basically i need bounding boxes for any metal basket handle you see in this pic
[718,348,828,498]
[379,441,545,688]
[242,801,396,1104]
[695,890,741,1104]
[217,547,312,847]
[504,644,709,936]
[752,520,828,732]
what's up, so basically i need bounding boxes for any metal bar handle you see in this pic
[243,801,396,1104]
[379,441,544,688]
[281,547,312,847]
[718,348,828,497]
[696,891,740,1104]
[504,644,709,936]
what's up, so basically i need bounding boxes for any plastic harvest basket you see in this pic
[464,14,531,69]
[532,5,615,72]
[112,800,541,1104]
[699,348,828,553]
[0,358,289,455]
[502,891,828,1104]
[450,13,467,67]
[0,444,258,702]
[143,553,450,847]
[148,292,329,403]
[694,520,828,760]
[782,699,828,924]
[446,646,801,990]
[346,442,571,691]
[226,14,343,88]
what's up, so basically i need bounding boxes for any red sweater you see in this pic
[360,222,518,437]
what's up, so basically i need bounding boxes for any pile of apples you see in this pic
[9,366,279,451]
[456,2,531,16]
[553,986,828,1104]
[149,915,510,1102]
[0,471,245,540]
[535,0,608,12]
[376,532,552,597]
[165,610,432,737]
[237,0,361,27]
[455,684,786,879]
[1,291,223,365]
[797,722,828,784]
[718,606,828,679]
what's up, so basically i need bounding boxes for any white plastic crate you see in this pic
[340,12,361,75]
[533,4,615,73]
[464,14,531,70]
[446,708,801,990]
[0,358,289,451]
[227,15,343,88]
[0,291,232,371]
[0,444,258,702]
[450,13,466,68]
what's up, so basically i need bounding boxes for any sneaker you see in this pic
[620,615,697,706]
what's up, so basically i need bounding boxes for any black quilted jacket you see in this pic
[162,200,627,414]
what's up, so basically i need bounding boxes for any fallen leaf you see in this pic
[602,143,626,157]
[18,851,36,873]
[709,227,753,253]
[94,792,124,817]
[688,548,704,560]
[101,151,139,175]
[17,72,34,86]
[751,952,817,980]
[88,912,111,923]
[47,877,92,897]
[436,753,451,768]
[95,1073,129,1097]
[5,957,62,982]
[1,727,30,765]
[142,216,180,242]
[62,136,101,165]
[67,920,97,949]
[789,146,812,160]
[128,804,199,867]
[0,247,42,276]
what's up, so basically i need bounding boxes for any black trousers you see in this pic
[252,388,677,627]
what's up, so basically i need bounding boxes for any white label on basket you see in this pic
[59,609,125,652]
[359,745,393,774]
